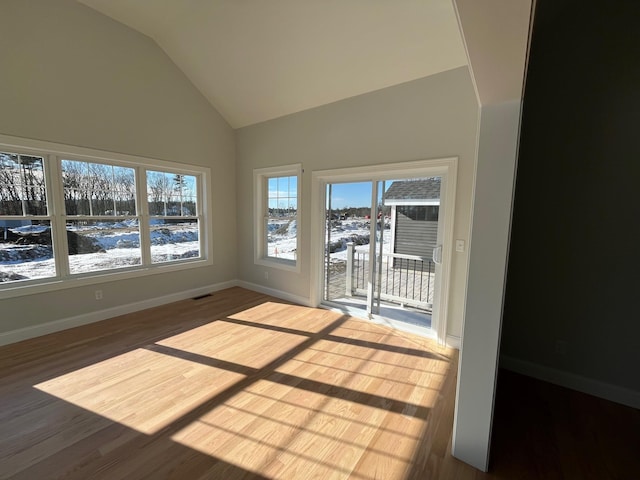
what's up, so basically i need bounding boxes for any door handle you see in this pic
[433,245,442,265]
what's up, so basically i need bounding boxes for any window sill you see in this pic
[254,256,300,273]
[0,257,213,300]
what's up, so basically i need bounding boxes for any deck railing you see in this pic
[345,242,434,311]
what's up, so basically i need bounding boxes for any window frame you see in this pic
[253,163,302,272]
[145,169,202,265]
[0,134,213,300]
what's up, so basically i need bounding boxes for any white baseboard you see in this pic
[239,282,462,349]
[1,279,462,354]
[236,280,313,307]
[0,280,238,347]
[299,297,461,349]
[446,335,461,349]
[500,355,640,410]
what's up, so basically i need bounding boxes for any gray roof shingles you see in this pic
[384,178,441,201]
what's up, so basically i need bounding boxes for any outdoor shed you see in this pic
[384,178,441,265]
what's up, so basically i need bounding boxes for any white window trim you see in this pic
[0,134,213,300]
[309,157,458,345]
[253,163,302,273]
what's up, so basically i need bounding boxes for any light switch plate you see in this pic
[455,239,465,253]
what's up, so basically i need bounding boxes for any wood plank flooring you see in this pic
[0,287,476,479]
[489,369,640,479]
[1,286,638,479]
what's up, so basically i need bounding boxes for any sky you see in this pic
[268,177,440,210]
[267,178,372,210]
[266,177,372,211]
[327,182,373,209]
[328,180,410,209]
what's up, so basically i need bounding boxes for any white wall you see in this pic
[236,67,479,339]
[0,0,236,335]
[452,100,521,471]
[450,0,532,471]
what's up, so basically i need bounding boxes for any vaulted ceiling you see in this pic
[77,0,532,129]
[77,0,469,128]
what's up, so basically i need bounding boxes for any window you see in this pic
[254,164,301,271]
[0,135,211,297]
[398,205,439,222]
[0,152,55,283]
[62,159,141,274]
[147,171,200,264]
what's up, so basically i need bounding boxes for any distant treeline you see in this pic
[327,206,391,218]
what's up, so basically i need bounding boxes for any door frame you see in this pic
[310,157,458,344]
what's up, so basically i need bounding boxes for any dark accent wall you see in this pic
[501,0,640,391]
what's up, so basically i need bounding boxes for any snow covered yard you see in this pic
[0,221,199,282]
[265,217,391,263]
[1,217,389,283]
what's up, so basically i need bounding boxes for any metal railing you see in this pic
[345,242,434,311]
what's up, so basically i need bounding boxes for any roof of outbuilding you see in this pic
[384,178,441,201]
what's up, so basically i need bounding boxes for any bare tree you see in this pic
[0,153,21,215]
[1,153,46,215]
[114,167,136,215]
[147,172,173,215]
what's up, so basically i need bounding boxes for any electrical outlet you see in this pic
[95,289,103,300]
[264,271,269,280]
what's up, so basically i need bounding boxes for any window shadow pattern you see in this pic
[0,288,456,479]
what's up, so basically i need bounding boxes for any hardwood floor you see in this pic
[0,287,475,479]
[1,287,638,479]
[489,369,640,479]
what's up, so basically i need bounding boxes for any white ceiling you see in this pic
[77,0,468,128]
[455,0,533,106]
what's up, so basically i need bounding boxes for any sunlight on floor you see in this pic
[34,346,247,434]
[30,299,453,479]
[165,311,450,479]
[170,378,433,479]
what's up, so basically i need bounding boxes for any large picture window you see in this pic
[254,164,301,271]
[62,159,141,274]
[0,136,211,297]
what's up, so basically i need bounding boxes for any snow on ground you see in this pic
[9,225,50,235]
[0,222,199,282]
[1,217,389,283]
[267,217,391,264]
[267,219,298,260]
[325,218,391,262]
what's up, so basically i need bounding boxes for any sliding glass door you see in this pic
[322,176,443,331]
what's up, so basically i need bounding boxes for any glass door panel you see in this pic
[323,182,372,315]
[323,176,441,330]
